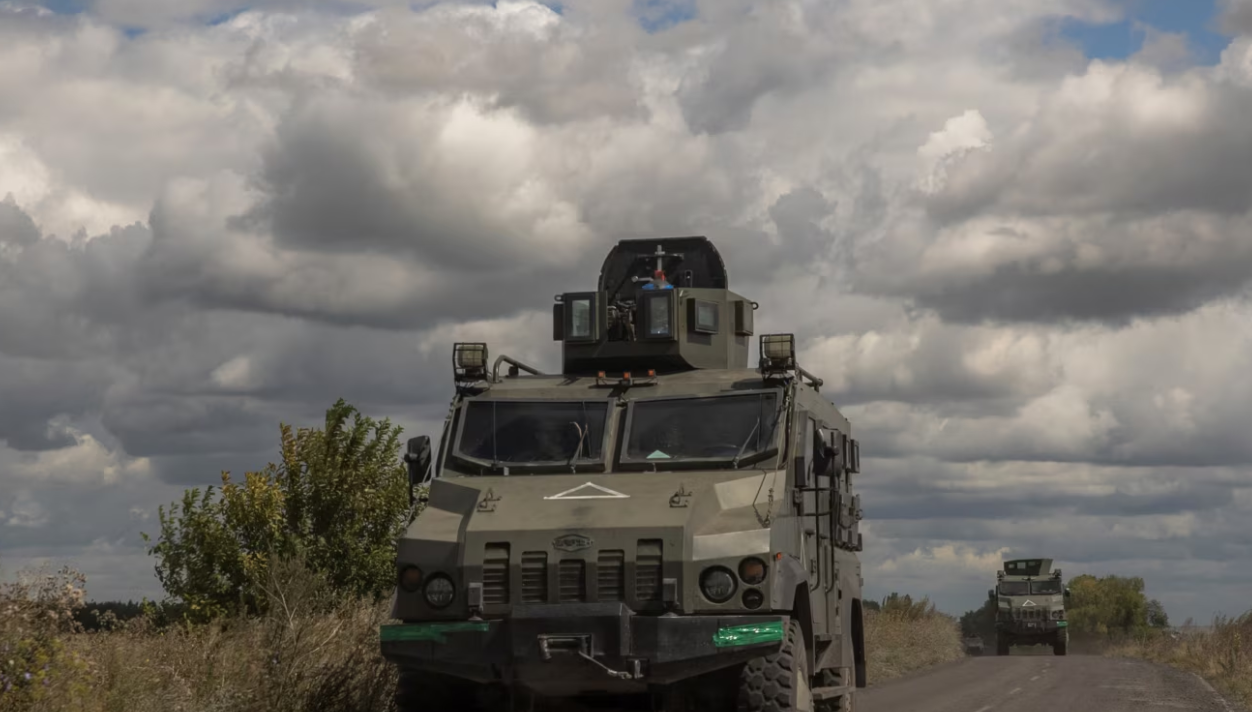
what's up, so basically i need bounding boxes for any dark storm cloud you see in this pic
[900,256,1252,327]
[1219,0,1252,34]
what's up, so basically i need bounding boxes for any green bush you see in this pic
[142,399,421,621]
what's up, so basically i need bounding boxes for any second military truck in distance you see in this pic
[990,558,1071,656]
[381,237,869,711]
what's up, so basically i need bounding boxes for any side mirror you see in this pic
[988,589,995,600]
[403,435,432,505]
[1064,587,1071,598]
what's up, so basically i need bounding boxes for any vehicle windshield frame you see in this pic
[450,396,616,473]
[616,388,784,471]
[998,581,1030,596]
[1030,580,1062,595]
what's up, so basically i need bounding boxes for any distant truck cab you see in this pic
[381,237,869,711]
[990,558,1071,656]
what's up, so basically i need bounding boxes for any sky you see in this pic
[1,0,1252,625]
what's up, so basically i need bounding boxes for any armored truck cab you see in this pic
[990,558,1071,656]
[382,237,868,712]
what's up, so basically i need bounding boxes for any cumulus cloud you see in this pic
[1,0,1251,619]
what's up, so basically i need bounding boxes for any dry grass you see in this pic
[0,562,400,712]
[3,562,965,710]
[1108,612,1252,709]
[863,600,965,685]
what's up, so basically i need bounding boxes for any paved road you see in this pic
[857,654,1238,712]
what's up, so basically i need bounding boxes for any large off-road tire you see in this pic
[995,633,1010,657]
[1053,632,1068,656]
[814,667,853,712]
[395,669,511,712]
[737,619,813,712]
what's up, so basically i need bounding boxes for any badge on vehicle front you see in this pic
[553,534,594,552]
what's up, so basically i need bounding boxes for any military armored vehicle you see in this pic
[989,558,1071,656]
[381,237,869,711]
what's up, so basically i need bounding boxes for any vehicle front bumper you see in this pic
[996,619,1068,635]
[380,603,788,693]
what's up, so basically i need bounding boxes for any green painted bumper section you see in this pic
[1056,621,1068,627]
[380,622,490,644]
[712,620,786,648]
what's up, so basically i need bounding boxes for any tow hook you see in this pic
[537,635,645,680]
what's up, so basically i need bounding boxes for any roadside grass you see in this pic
[3,562,964,709]
[1107,612,1252,710]
[863,595,965,685]
[0,562,398,712]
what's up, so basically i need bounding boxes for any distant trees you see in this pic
[1067,573,1169,635]
[142,399,423,622]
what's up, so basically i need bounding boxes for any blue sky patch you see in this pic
[1057,0,1231,65]
[633,0,696,34]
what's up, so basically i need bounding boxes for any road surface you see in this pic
[857,655,1238,712]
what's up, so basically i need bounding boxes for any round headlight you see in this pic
[738,557,767,585]
[424,574,455,609]
[742,589,764,610]
[398,565,423,593]
[700,566,737,603]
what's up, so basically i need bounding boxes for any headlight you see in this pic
[1051,609,1066,620]
[398,565,423,593]
[742,589,764,610]
[738,557,768,585]
[700,566,737,603]
[424,574,455,609]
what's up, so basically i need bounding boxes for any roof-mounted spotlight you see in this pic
[453,342,489,382]
[759,333,796,374]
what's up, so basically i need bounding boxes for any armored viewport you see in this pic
[1002,558,1054,577]
[552,236,758,376]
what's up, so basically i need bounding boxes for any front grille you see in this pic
[636,539,663,602]
[521,552,548,603]
[479,540,662,606]
[1013,608,1045,621]
[483,544,510,605]
[559,560,586,602]
[598,550,625,600]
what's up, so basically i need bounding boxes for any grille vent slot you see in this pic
[483,543,510,605]
[636,539,663,602]
[521,551,548,604]
[597,550,625,601]
[558,560,586,602]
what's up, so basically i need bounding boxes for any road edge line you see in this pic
[1191,672,1235,711]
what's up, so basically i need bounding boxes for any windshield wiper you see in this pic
[732,416,762,470]
[567,402,589,472]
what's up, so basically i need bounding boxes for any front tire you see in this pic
[1053,632,1068,656]
[738,619,813,712]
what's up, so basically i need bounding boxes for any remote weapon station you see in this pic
[382,237,869,711]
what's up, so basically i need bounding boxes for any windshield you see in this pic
[998,582,1030,596]
[1031,580,1062,595]
[622,392,780,465]
[456,399,609,467]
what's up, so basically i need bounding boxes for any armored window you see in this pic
[454,399,612,470]
[691,299,719,335]
[639,290,677,341]
[998,582,1029,596]
[1030,580,1062,595]
[620,391,781,467]
[560,292,603,343]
